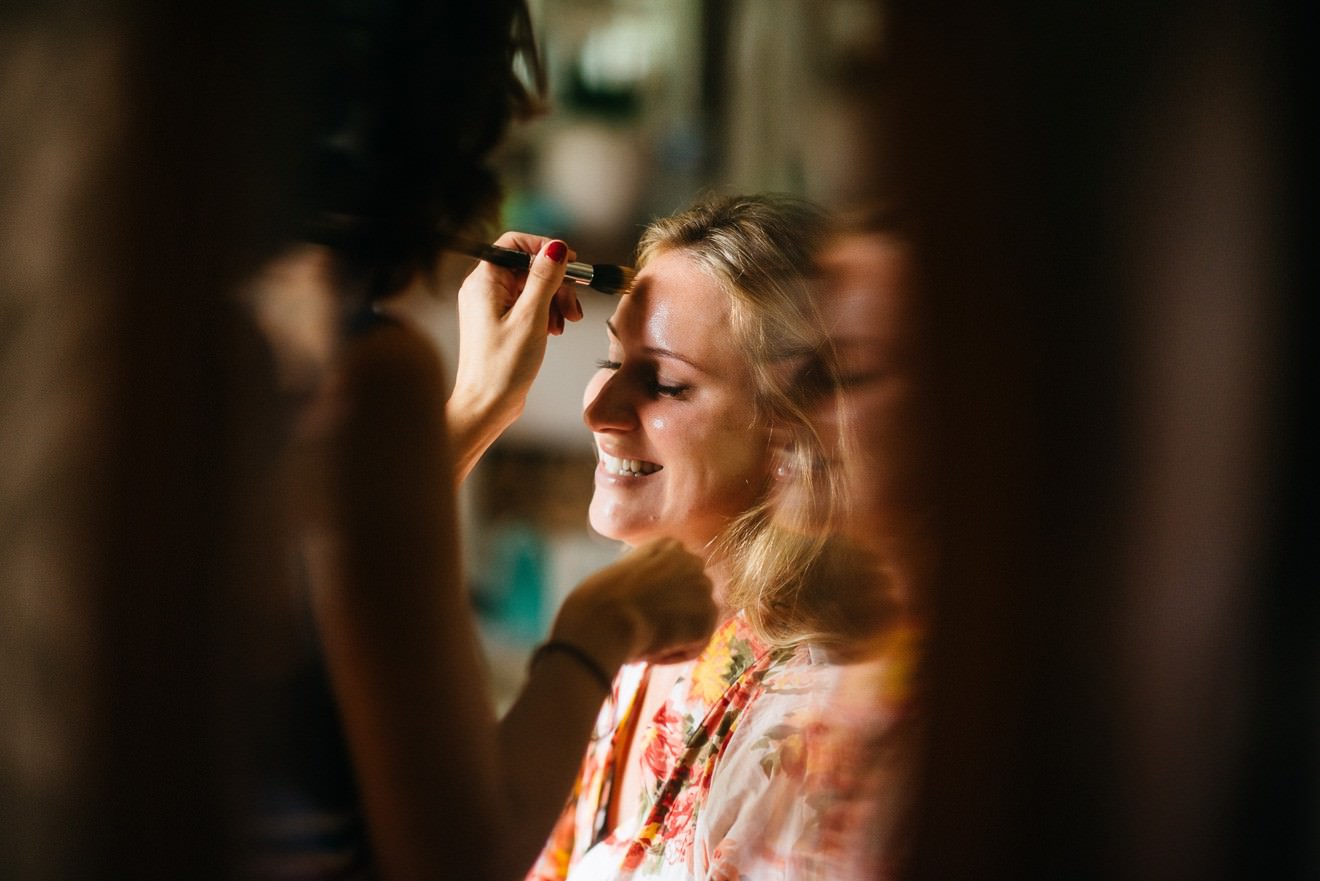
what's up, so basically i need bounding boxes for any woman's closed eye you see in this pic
[593,358,691,399]
[652,379,690,398]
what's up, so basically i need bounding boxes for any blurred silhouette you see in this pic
[1,3,720,880]
[882,1,1315,879]
[717,210,930,880]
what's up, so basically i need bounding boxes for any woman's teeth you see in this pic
[600,451,662,477]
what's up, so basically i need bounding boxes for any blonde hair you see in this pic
[636,193,856,648]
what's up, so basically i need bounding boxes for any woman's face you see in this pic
[583,248,772,555]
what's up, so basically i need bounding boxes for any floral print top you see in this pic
[524,612,920,881]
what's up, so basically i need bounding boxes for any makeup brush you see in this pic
[450,240,635,295]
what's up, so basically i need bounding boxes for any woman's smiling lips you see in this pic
[597,447,663,477]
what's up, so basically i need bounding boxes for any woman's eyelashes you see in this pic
[653,380,690,398]
[593,358,691,399]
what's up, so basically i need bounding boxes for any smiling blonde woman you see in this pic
[515,193,895,881]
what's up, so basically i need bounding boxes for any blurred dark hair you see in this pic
[306,0,544,300]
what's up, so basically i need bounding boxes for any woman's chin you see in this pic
[587,516,676,553]
[587,513,633,546]
[587,497,654,545]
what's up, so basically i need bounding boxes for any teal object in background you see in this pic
[486,522,546,643]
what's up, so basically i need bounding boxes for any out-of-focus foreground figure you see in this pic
[882,1,1315,879]
[731,212,928,879]
[0,3,719,880]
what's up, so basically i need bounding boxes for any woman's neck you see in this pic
[701,554,738,621]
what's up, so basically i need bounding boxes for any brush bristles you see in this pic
[589,264,635,295]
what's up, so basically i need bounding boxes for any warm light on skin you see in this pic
[582,249,774,561]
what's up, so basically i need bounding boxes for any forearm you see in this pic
[487,538,719,873]
[489,591,645,877]
[493,650,622,878]
[445,386,522,486]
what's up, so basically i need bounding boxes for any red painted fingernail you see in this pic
[546,240,567,263]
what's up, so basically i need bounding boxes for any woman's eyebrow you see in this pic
[605,319,710,374]
[646,345,709,374]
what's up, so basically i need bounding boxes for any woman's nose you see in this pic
[583,370,640,432]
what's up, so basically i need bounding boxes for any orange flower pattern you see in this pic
[524,612,921,880]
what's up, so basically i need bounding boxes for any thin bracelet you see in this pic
[529,640,614,693]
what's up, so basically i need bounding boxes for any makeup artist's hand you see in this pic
[446,232,583,483]
[549,538,719,673]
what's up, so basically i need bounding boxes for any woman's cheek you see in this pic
[711,433,776,505]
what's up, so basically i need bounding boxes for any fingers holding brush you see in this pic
[515,235,583,336]
[474,231,581,334]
